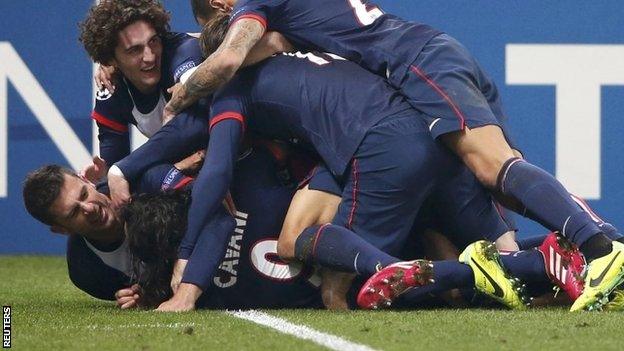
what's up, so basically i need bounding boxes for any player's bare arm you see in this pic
[164,18,265,119]
[243,31,294,67]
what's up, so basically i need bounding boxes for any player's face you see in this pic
[48,174,121,242]
[112,20,163,94]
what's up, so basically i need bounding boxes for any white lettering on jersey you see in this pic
[348,0,383,26]
[282,52,347,66]
[214,211,247,288]
[250,239,321,287]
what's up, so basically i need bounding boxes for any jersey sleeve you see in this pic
[177,84,247,260]
[114,108,209,182]
[135,164,194,194]
[181,206,236,290]
[92,87,132,166]
[230,0,285,29]
[169,35,205,84]
[66,235,132,301]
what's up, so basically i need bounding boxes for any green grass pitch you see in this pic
[2,256,624,350]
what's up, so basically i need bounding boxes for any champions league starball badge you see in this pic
[95,88,113,101]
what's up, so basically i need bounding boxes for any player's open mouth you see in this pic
[90,204,108,226]
[141,66,158,74]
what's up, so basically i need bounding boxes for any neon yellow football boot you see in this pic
[603,289,624,311]
[570,241,624,311]
[460,240,529,310]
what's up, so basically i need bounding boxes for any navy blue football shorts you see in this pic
[332,112,513,257]
[394,33,518,150]
[298,163,343,197]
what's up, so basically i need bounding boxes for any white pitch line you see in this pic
[227,310,379,351]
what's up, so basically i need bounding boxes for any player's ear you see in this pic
[210,0,233,14]
[50,225,70,236]
[107,58,119,70]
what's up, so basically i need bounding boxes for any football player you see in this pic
[159,0,624,311]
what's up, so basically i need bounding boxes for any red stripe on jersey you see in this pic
[231,13,268,31]
[91,111,129,133]
[173,176,194,190]
[210,111,246,133]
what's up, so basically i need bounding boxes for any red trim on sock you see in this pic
[570,193,604,223]
[311,223,330,258]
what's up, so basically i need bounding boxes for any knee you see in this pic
[464,152,513,189]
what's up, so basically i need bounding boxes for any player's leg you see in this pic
[400,34,624,310]
[277,183,341,262]
[402,33,611,255]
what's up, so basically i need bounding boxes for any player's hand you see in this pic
[79,156,107,183]
[115,284,141,309]
[107,166,131,210]
[95,64,117,93]
[156,283,201,312]
[163,83,186,125]
[170,258,188,293]
[222,192,237,217]
[174,150,206,176]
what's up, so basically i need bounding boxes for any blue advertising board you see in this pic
[1,1,623,254]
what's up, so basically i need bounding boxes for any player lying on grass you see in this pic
[160,0,624,312]
[20,141,609,310]
[21,149,206,302]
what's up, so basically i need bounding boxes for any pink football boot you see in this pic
[357,260,434,309]
[538,232,586,300]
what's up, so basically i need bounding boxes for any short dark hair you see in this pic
[79,0,171,64]
[199,12,230,57]
[123,190,191,307]
[23,165,76,226]
[191,0,213,23]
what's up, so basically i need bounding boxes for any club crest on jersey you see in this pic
[95,88,112,101]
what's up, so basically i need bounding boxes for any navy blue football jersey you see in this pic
[194,148,323,309]
[179,51,419,266]
[92,32,203,167]
[230,0,441,86]
[211,51,414,177]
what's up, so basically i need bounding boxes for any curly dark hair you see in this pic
[79,0,171,64]
[199,12,230,57]
[122,190,191,308]
[23,165,76,226]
